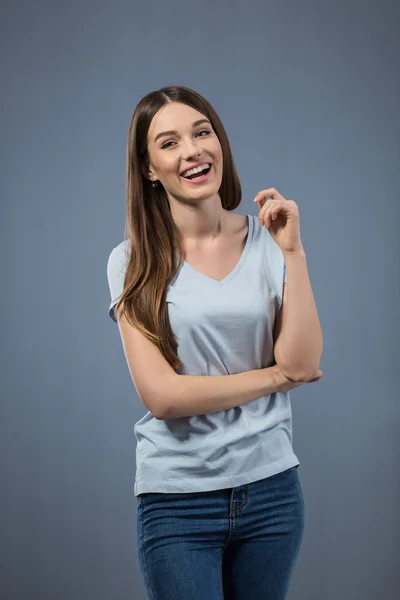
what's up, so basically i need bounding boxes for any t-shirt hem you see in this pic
[134,455,300,497]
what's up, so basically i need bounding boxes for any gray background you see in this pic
[1,0,399,598]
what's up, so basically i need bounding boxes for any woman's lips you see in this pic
[180,166,212,184]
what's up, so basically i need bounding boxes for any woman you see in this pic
[107,85,323,600]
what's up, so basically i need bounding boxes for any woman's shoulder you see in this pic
[107,239,131,275]
[109,239,131,259]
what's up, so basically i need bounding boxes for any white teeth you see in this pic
[182,163,210,178]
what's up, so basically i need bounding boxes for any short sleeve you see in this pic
[106,242,129,323]
[283,261,287,283]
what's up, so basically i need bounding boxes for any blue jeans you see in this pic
[136,465,305,599]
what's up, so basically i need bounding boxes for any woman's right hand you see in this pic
[306,369,324,383]
[272,365,324,393]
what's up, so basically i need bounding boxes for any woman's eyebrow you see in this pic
[154,119,211,143]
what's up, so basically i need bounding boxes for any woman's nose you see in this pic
[181,138,201,157]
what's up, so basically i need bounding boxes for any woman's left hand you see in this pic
[253,187,304,254]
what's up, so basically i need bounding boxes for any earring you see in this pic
[152,181,158,188]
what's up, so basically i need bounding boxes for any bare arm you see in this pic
[163,365,312,420]
[273,249,323,381]
[114,309,320,422]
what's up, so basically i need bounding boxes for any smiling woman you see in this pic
[144,102,225,202]
[106,85,308,600]
[110,88,242,373]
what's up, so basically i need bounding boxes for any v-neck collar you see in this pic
[181,214,254,286]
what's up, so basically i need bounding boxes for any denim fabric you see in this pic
[136,466,305,599]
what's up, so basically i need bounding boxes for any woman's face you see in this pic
[145,102,223,203]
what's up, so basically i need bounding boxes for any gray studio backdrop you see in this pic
[1,1,399,599]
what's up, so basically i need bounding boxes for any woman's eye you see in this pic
[161,129,211,149]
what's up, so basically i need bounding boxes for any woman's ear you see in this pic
[140,160,156,182]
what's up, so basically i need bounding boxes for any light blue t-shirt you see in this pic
[107,214,299,496]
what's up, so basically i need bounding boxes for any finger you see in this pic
[258,204,271,227]
[253,188,287,205]
[254,188,286,202]
[307,369,323,383]
[258,199,279,218]
[258,200,286,226]
[259,203,280,228]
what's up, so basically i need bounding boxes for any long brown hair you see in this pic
[113,85,242,371]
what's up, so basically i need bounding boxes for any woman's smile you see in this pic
[180,164,213,185]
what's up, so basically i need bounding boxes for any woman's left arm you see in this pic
[273,249,323,382]
[254,187,323,382]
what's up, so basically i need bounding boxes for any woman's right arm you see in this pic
[116,311,321,421]
[165,365,319,420]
